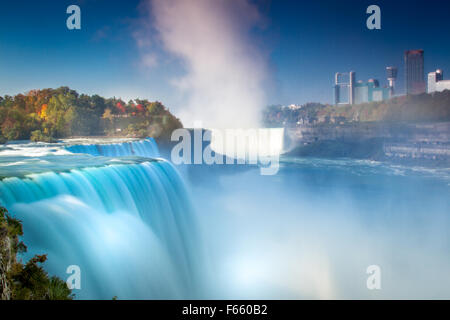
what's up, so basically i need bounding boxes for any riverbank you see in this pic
[283,121,450,167]
[285,138,450,168]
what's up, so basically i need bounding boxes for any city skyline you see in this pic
[405,49,425,95]
[1,0,450,115]
[1,0,450,304]
[332,48,450,107]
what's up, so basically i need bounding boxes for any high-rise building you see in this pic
[386,66,398,95]
[427,69,450,93]
[334,71,392,105]
[334,72,352,105]
[405,50,425,95]
[349,71,356,105]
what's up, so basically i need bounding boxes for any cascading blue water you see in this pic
[65,138,160,158]
[0,152,204,299]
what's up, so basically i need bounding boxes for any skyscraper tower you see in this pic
[404,50,425,95]
[334,73,341,105]
[386,66,398,92]
[349,71,355,105]
[427,69,448,93]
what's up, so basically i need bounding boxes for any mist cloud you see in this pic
[138,0,269,128]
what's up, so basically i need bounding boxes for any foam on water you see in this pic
[0,160,203,299]
[0,137,204,299]
[65,138,160,158]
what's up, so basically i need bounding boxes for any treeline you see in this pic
[264,90,450,127]
[0,87,183,143]
[263,102,327,127]
[0,207,73,300]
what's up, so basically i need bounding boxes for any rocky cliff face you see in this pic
[0,225,13,300]
[286,122,450,146]
[284,122,450,163]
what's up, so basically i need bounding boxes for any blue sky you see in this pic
[1,0,450,113]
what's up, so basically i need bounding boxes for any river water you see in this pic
[0,139,449,299]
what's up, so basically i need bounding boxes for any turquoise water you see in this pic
[0,139,202,299]
[65,137,160,158]
[0,138,449,299]
[195,157,450,299]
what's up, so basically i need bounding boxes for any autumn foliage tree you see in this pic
[0,87,183,142]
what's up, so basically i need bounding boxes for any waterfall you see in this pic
[209,128,285,159]
[65,138,160,158]
[0,159,203,299]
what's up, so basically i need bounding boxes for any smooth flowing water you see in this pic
[0,139,201,299]
[194,157,450,299]
[65,138,160,158]
[0,138,449,299]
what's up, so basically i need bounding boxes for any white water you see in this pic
[1,137,450,299]
[0,138,203,299]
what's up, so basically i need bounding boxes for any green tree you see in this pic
[0,207,74,300]
[147,101,165,115]
[46,93,77,137]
